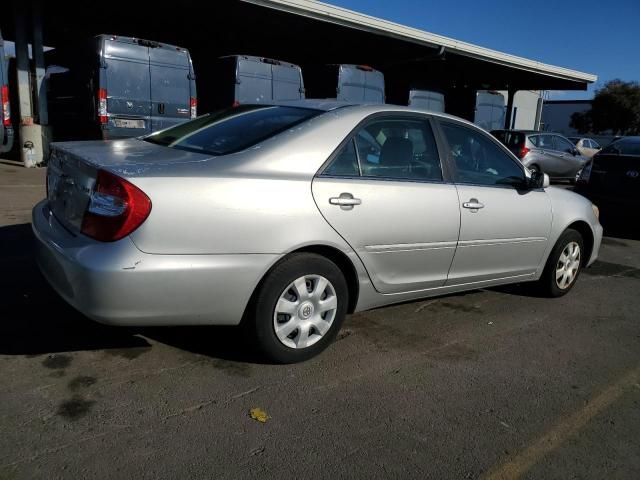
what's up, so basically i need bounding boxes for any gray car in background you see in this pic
[34,102,602,363]
[492,129,589,181]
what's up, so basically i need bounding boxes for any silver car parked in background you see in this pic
[492,129,589,181]
[34,102,603,363]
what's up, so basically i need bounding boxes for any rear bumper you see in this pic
[32,200,280,326]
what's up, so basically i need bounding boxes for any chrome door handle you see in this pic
[329,193,361,210]
[462,199,484,211]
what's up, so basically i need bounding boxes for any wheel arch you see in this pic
[242,244,360,324]
[287,245,360,314]
[565,220,595,266]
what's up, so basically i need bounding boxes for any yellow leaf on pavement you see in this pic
[249,408,269,423]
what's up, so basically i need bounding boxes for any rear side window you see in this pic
[535,134,554,149]
[144,105,321,155]
[505,132,524,148]
[322,117,443,181]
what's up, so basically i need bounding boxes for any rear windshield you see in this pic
[601,138,640,156]
[491,131,524,148]
[144,105,322,155]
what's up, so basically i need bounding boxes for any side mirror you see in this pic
[530,171,550,189]
[572,148,580,156]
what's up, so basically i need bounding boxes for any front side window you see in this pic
[440,122,525,187]
[144,105,322,156]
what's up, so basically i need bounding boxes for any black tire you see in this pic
[245,253,349,363]
[536,229,585,297]
[528,164,540,174]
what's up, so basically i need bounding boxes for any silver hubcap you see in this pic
[273,274,338,349]
[556,242,581,289]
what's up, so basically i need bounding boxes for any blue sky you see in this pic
[330,0,640,99]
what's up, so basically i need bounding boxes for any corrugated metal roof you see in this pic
[243,0,597,84]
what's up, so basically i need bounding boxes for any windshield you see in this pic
[144,105,322,156]
[601,138,640,156]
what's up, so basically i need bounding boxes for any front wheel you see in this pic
[245,253,349,363]
[536,229,584,297]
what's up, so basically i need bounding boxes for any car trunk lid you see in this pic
[590,153,640,199]
[46,139,211,233]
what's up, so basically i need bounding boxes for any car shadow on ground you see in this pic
[0,223,263,363]
[4,218,636,362]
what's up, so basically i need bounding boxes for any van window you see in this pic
[144,105,321,155]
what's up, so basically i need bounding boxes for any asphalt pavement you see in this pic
[1,161,638,479]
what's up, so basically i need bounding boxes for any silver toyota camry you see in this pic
[34,102,603,363]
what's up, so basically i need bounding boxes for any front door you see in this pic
[437,120,552,285]
[312,115,460,294]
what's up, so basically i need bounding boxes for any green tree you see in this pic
[570,79,640,135]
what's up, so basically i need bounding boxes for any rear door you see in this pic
[337,66,385,104]
[409,90,445,112]
[312,114,460,294]
[363,69,385,103]
[474,92,506,131]
[103,38,151,137]
[149,45,191,131]
[237,58,272,104]
[271,62,304,101]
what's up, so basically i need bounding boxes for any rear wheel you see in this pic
[245,253,348,363]
[536,229,584,297]
[528,164,540,174]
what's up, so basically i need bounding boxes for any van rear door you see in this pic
[271,61,304,101]
[474,91,506,131]
[103,38,152,138]
[409,90,445,112]
[149,44,192,131]
[237,57,272,104]
[337,65,385,104]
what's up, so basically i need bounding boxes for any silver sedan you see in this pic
[34,102,603,363]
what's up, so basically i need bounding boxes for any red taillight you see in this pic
[232,100,240,108]
[81,170,151,242]
[357,65,374,72]
[518,146,530,159]
[98,88,108,124]
[190,97,197,119]
[1,85,10,127]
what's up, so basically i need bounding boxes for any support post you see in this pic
[14,4,32,126]
[32,1,48,126]
[504,88,516,130]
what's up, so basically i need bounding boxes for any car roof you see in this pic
[491,129,539,135]
[251,100,477,124]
